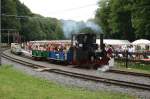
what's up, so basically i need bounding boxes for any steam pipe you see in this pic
[71,34,73,46]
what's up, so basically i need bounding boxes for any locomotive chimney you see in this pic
[100,33,104,50]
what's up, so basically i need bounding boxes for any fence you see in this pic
[114,51,150,68]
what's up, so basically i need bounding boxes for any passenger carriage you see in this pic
[11,43,22,55]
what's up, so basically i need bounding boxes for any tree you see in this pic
[2,0,66,41]
[110,0,135,41]
[54,21,65,39]
[1,0,20,30]
[95,0,150,40]
[132,0,150,39]
[95,0,111,38]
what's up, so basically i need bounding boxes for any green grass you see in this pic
[115,61,150,74]
[0,65,135,99]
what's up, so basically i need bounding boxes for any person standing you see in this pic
[107,45,113,58]
[107,45,114,67]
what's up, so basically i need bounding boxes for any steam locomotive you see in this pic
[69,33,109,68]
[31,33,110,69]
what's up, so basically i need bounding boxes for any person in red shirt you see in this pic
[107,45,113,58]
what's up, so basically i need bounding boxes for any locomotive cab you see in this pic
[71,33,97,66]
[71,33,109,68]
[75,33,98,50]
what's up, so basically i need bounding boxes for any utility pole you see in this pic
[0,28,1,65]
[0,1,1,65]
[0,27,2,65]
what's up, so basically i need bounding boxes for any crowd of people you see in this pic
[114,45,150,60]
[22,41,71,53]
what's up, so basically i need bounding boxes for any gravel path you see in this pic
[2,57,150,99]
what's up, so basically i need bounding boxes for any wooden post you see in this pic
[13,32,15,43]
[125,50,128,68]
[8,31,10,44]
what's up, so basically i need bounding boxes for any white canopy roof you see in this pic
[96,39,131,45]
[132,39,150,45]
[49,39,131,45]
[30,39,131,46]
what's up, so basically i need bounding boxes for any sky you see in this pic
[19,0,100,21]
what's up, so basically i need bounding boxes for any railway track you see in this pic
[9,49,150,78]
[2,52,150,91]
[109,69,150,77]
[21,55,150,78]
[0,47,10,65]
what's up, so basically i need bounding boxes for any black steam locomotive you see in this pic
[69,33,109,68]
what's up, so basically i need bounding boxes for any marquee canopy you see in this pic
[96,39,131,45]
[132,39,150,45]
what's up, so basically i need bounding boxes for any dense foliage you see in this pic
[95,0,150,41]
[1,0,64,42]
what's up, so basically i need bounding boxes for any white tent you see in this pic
[132,39,150,45]
[96,39,131,45]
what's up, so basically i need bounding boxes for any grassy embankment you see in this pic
[0,65,135,99]
[115,60,150,74]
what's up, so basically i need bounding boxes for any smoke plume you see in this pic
[61,20,101,38]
